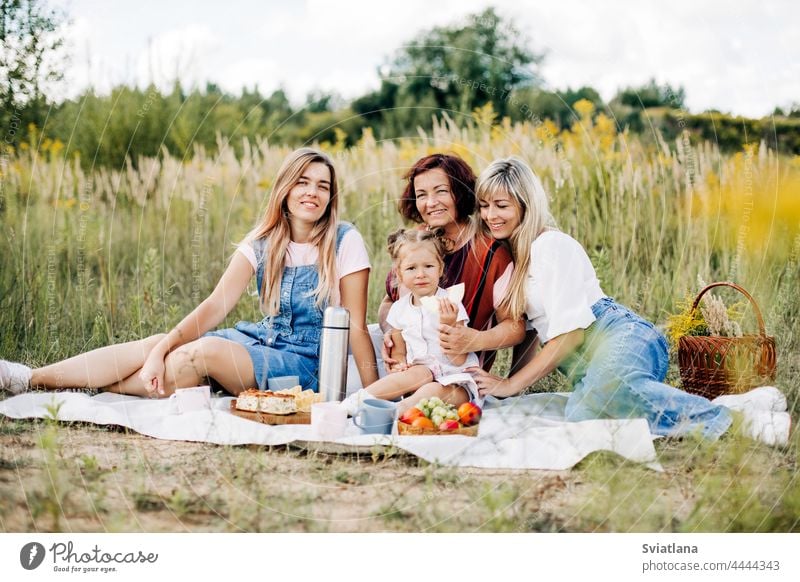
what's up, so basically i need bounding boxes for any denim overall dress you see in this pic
[205,223,353,392]
[559,297,733,439]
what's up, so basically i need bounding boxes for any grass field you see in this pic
[1,104,798,531]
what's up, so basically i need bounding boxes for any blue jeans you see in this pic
[560,298,732,439]
[205,223,353,393]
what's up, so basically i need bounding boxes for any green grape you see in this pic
[432,415,443,427]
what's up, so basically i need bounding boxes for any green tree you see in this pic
[612,78,686,110]
[609,78,687,133]
[354,7,543,136]
[0,0,66,141]
[507,86,604,128]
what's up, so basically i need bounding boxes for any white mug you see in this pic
[311,401,347,440]
[169,385,211,414]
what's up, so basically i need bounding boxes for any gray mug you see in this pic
[267,375,300,391]
[352,399,397,435]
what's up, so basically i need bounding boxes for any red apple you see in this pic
[457,402,482,426]
[438,419,460,431]
[399,407,426,424]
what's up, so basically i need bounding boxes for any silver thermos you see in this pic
[318,306,350,402]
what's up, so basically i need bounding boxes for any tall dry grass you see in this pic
[1,103,798,385]
[1,104,799,532]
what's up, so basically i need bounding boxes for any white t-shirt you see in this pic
[236,228,371,286]
[386,287,480,374]
[524,231,606,343]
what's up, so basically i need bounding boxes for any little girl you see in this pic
[343,229,480,415]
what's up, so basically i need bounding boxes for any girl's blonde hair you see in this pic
[387,228,447,271]
[476,156,557,320]
[245,147,339,315]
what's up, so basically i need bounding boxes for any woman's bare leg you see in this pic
[105,337,257,397]
[397,382,470,415]
[30,334,167,390]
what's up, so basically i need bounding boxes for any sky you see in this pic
[50,0,799,118]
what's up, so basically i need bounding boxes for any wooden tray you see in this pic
[397,421,478,437]
[230,400,310,425]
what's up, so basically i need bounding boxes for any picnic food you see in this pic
[438,419,460,431]
[401,397,481,430]
[399,407,426,424]
[234,386,323,415]
[411,417,434,429]
[259,392,297,415]
[457,401,482,426]
[398,397,481,436]
[235,389,261,412]
[419,283,466,314]
[416,397,460,427]
[294,386,323,412]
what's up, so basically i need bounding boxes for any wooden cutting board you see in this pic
[230,400,311,425]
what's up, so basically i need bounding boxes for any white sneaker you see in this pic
[0,360,32,396]
[339,389,370,416]
[713,386,787,413]
[739,409,792,447]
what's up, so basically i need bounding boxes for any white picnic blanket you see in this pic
[0,391,662,471]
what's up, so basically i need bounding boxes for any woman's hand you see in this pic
[468,367,521,398]
[139,349,167,396]
[439,322,479,355]
[381,330,400,369]
[438,298,458,327]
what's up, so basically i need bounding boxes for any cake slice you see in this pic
[259,391,297,415]
[235,389,261,412]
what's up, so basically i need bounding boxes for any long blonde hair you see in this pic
[476,156,557,320]
[245,147,339,316]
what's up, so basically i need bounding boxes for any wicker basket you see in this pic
[678,282,776,399]
[397,421,478,437]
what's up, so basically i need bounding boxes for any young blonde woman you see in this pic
[468,157,790,445]
[0,148,378,397]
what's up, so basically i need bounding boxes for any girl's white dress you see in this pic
[386,287,481,402]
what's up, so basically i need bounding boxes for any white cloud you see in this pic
[217,57,282,95]
[134,24,220,90]
[50,0,800,116]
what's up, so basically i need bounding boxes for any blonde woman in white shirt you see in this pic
[468,157,790,444]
